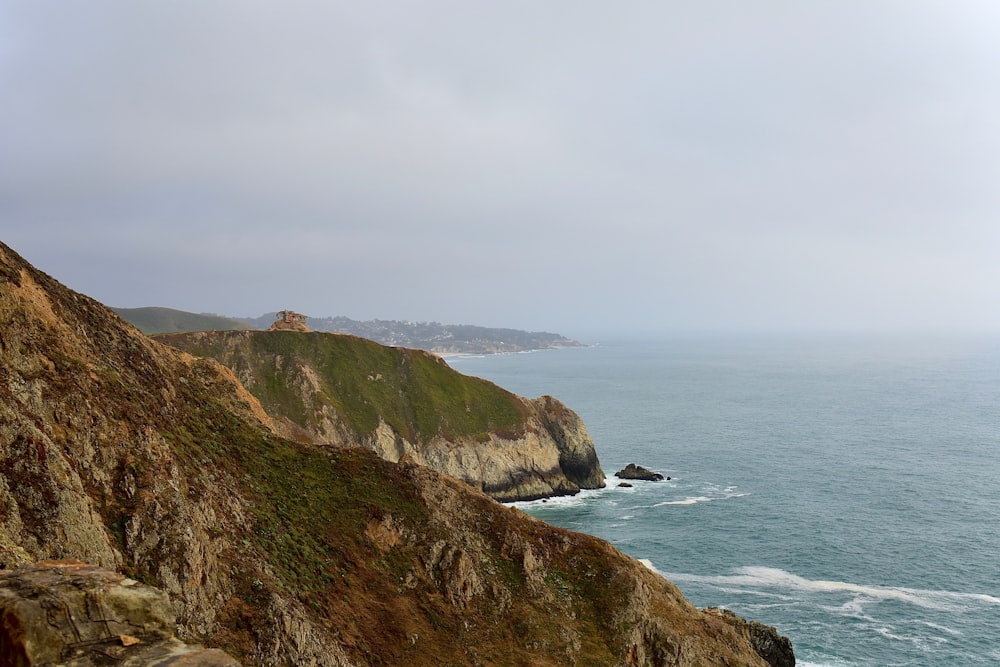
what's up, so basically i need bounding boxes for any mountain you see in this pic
[0,241,792,666]
[240,313,585,354]
[110,306,255,334]
[155,329,604,502]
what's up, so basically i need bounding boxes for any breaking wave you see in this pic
[664,566,1000,613]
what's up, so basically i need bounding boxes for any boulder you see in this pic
[614,463,665,481]
[0,560,239,666]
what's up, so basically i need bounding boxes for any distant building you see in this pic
[276,310,308,324]
[270,310,311,332]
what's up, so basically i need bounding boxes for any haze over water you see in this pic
[450,335,1000,666]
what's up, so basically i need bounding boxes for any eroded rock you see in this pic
[615,463,665,481]
[0,560,239,666]
[705,607,796,667]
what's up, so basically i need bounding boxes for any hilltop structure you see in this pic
[269,309,310,331]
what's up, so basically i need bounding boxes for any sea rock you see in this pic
[0,560,239,666]
[615,463,665,481]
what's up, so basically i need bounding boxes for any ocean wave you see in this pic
[664,566,1000,612]
[639,559,660,574]
[508,494,587,510]
[652,486,749,507]
[921,620,962,636]
[506,476,626,509]
[654,496,713,506]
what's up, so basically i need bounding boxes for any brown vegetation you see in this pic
[0,241,791,666]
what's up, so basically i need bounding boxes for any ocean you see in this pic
[447,335,1000,667]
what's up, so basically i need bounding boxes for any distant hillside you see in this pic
[241,313,584,354]
[111,306,255,334]
[155,329,605,502]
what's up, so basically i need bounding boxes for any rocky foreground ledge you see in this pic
[0,560,238,666]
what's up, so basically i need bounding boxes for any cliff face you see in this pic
[155,330,605,502]
[0,241,791,666]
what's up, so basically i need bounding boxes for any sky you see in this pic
[3,1,1000,338]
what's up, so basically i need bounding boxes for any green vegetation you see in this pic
[112,306,255,334]
[158,331,530,443]
[160,370,434,605]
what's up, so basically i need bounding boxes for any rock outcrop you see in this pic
[615,463,666,481]
[0,241,792,666]
[0,560,238,666]
[267,310,310,332]
[705,608,796,667]
[155,330,605,501]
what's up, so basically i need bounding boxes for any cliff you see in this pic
[155,330,604,502]
[0,241,792,666]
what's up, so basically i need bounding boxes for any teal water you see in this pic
[448,336,1000,666]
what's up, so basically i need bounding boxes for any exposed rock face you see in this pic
[156,330,605,502]
[370,395,605,502]
[268,310,310,332]
[0,241,792,666]
[0,560,238,666]
[616,463,666,481]
[267,320,310,332]
[705,608,796,667]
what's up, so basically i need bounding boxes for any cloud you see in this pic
[2,1,1000,333]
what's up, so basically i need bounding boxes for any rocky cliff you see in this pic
[155,330,604,502]
[0,241,792,666]
[0,560,239,666]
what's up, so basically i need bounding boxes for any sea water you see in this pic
[448,336,1000,666]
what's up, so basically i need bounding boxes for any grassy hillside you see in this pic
[0,240,788,666]
[112,306,256,334]
[156,330,529,443]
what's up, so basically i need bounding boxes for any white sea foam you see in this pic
[875,626,907,641]
[797,658,860,667]
[921,620,962,636]
[507,478,618,509]
[653,487,749,507]
[655,497,707,506]
[639,558,662,575]
[665,566,1000,612]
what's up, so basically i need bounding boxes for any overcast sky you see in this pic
[3,2,999,337]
